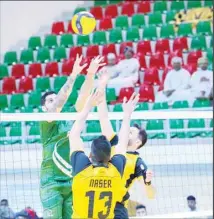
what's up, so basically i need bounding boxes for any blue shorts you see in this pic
[114,202,128,219]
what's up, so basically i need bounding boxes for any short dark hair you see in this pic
[91,135,111,164]
[187,195,196,201]
[0,199,8,205]
[41,91,57,106]
[136,204,146,210]
[133,124,147,149]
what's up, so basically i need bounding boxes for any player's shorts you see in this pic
[40,179,72,219]
[114,202,129,219]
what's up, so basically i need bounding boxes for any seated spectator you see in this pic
[15,207,39,219]
[187,195,197,211]
[0,199,15,219]
[136,204,147,217]
[155,57,191,105]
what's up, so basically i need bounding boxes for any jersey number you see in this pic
[86,191,112,219]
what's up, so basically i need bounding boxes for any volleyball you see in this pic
[71,11,96,35]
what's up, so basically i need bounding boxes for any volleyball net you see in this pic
[0,110,213,218]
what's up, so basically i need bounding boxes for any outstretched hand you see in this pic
[87,56,106,76]
[72,54,87,77]
[122,92,139,116]
[85,89,104,109]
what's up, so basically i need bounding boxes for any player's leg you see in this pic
[114,202,129,219]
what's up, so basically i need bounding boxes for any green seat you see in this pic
[62,106,77,113]
[106,88,117,102]
[187,119,205,138]
[113,104,123,112]
[130,120,142,127]
[143,26,157,40]
[87,121,101,133]
[131,14,145,28]
[177,23,193,36]
[170,119,186,138]
[92,31,107,45]
[20,106,34,113]
[28,91,42,108]
[10,94,25,109]
[28,36,42,50]
[170,1,185,11]
[0,95,8,109]
[152,102,169,110]
[10,123,22,137]
[0,125,6,137]
[126,27,140,42]
[205,119,213,137]
[135,102,149,111]
[193,99,211,108]
[37,47,51,63]
[191,35,207,50]
[53,46,67,61]
[65,90,78,106]
[20,49,34,64]
[187,1,202,9]
[60,34,74,47]
[44,34,58,48]
[153,1,167,12]
[4,51,18,65]
[148,12,163,26]
[54,76,67,92]
[172,101,189,109]
[210,119,213,127]
[29,125,40,135]
[94,0,108,6]
[74,74,85,89]
[146,120,166,139]
[204,0,213,7]
[77,35,90,46]
[160,24,175,38]
[0,64,9,79]
[109,0,123,4]
[73,7,86,15]
[109,28,123,43]
[110,120,117,131]
[2,107,15,113]
[166,11,177,23]
[35,77,51,92]
[207,48,213,62]
[115,15,129,29]
[196,21,212,35]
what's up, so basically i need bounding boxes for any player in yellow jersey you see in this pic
[69,88,139,219]
[97,72,156,219]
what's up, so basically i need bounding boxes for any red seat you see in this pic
[28,63,43,78]
[80,57,91,75]
[183,63,197,75]
[102,44,116,56]
[162,66,173,83]
[136,1,151,14]
[51,21,65,35]
[137,41,152,55]
[2,77,16,94]
[11,64,25,79]
[86,45,99,58]
[44,62,59,77]
[121,2,135,16]
[119,42,133,54]
[67,21,75,33]
[143,67,160,85]
[90,6,103,20]
[150,53,165,69]
[99,17,113,30]
[117,87,135,103]
[167,50,183,66]
[134,53,146,69]
[187,50,202,65]
[155,39,170,53]
[173,37,188,51]
[139,84,154,102]
[104,5,118,18]
[62,59,75,76]
[18,76,33,93]
[69,46,83,59]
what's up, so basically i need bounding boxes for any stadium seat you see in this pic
[206,48,213,63]
[11,64,25,79]
[126,27,140,42]
[0,64,9,79]
[155,39,170,53]
[146,120,166,139]
[20,49,34,64]
[53,76,67,92]
[28,36,42,50]
[106,88,117,102]
[109,28,123,43]
[160,24,175,38]
[36,47,51,63]
[35,77,51,92]
[165,11,177,23]
[18,76,33,93]
[172,37,188,51]
[44,62,59,77]
[10,126,22,141]
[170,1,185,11]
[28,63,43,78]
[196,21,212,35]
[2,77,16,94]
[4,51,18,65]
[121,2,135,16]
[67,21,75,34]
[113,104,123,112]
[204,0,213,7]
[53,46,67,61]
[148,12,163,26]
[86,45,99,58]
[170,119,185,138]
[104,5,118,18]
[10,93,25,109]
[143,67,160,85]
[65,90,78,106]
[168,50,183,66]
[69,46,82,58]
[183,63,197,75]
[94,0,108,6]
[187,50,202,64]
[143,26,157,40]
[92,31,107,45]
[99,17,113,30]
[139,84,154,102]
[177,23,193,36]
[134,53,146,69]
[193,99,211,108]
[137,40,152,55]
[119,42,133,54]
[90,6,103,20]
[0,95,8,109]
[187,1,202,9]
[73,7,86,15]
[0,125,6,138]
[51,21,65,35]
[172,100,189,109]
[28,91,41,108]
[60,34,74,47]
[102,44,116,56]
[136,1,151,14]
[74,74,85,90]
[187,119,205,138]
[117,87,135,103]
[79,57,91,75]
[44,34,58,48]
[131,14,145,28]
[77,35,90,46]
[152,102,169,110]
[153,1,167,12]
[135,102,149,111]
[86,121,101,133]
[191,35,207,50]
[149,53,165,69]
[115,15,129,29]
[29,125,40,136]
[61,59,74,76]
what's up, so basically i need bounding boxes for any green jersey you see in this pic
[40,121,72,182]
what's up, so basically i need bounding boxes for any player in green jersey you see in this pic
[39,55,105,219]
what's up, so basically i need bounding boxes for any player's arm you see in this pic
[75,56,105,112]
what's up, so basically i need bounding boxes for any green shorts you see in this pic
[40,180,73,219]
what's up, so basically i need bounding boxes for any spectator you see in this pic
[187,195,197,211]
[155,57,191,105]
[15,207,39,219]
[136,204,147,217]
[0,199,15,219]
